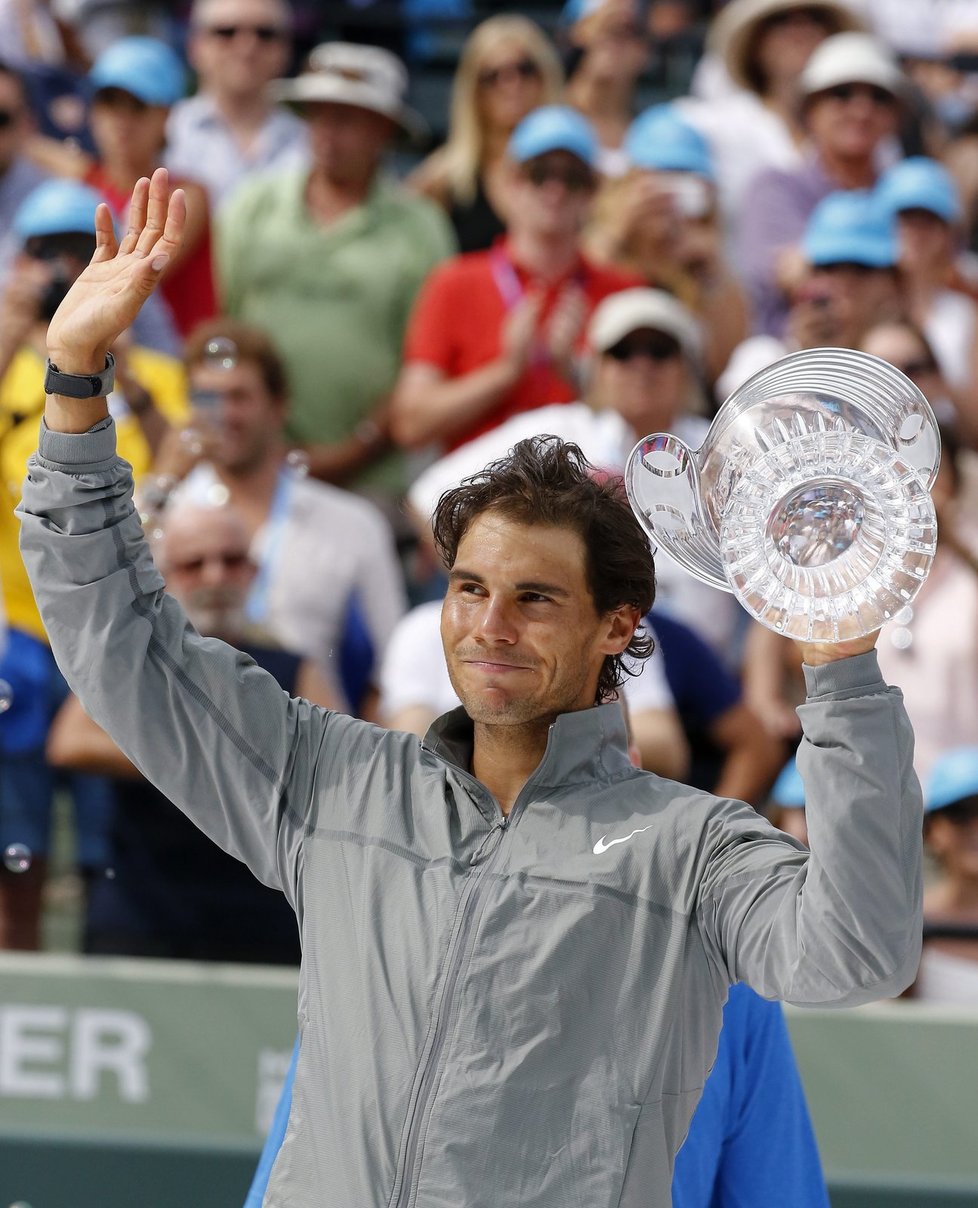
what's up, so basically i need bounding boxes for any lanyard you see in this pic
[245,466,295,624]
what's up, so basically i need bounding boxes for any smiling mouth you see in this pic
[463,659,531,672]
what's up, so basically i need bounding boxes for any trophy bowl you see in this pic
[625,347,941,642]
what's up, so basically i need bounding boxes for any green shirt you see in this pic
[217,170,455,493]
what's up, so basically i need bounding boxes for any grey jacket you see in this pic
[19,419,923,1208]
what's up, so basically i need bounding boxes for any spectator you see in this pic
[407,14,563,253]
[0,61,49,289]
[914,747,978,1004]
[679,0,865,219]
[718,188,904,400]
[737,31,905,336]
[166,0,308,212]
[151,318,407,716]
[391,105,639,455]
[0,178,187,949]
[876,156,978,424]
[27,35,218,348]
[218,42,455,498]
[561,0,650,176]
[588,103,749,383]
[408,287,743,664]
[764,756,811,847]
[46,497,338,962]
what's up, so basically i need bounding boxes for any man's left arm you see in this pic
[697,642,923,1007]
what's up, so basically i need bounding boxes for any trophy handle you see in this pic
[625,433,731,593]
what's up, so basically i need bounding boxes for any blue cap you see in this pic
[89,36,187,107]
[624,105,714,179]
[771,759,806,810]
[876,156,962,225]
[925,747,978,813]
[509,105,598,169]
[802,189,898,268]
[13,179,102,241]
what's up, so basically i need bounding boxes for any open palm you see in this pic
[47,168,186,372]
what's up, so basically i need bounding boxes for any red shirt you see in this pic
[85,164,218,339]
[403,240,640,449]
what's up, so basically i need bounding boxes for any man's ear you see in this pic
[602,605,641,656]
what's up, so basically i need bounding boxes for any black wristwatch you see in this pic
[43,351,116,399]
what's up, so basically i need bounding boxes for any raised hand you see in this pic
[47,168,185,377]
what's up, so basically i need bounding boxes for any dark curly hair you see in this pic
[431,435,655,704]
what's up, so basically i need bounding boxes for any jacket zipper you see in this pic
[389,769,537,1208]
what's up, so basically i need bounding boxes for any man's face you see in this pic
[189,359,284,475]
[509,150,596,241]
[807,262,900,344]
[304,102,394,185]
[0,71,28,175]
[806,81,898,162]
[162,507,256,639]
[190,0,291,96]
[441,511,635,726]
[591,325,686,434]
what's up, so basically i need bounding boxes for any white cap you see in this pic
[799,32,905,100]
[271,42,426,140]
[587,288,702,363]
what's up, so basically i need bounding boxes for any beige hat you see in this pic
[271,42,426,140]
[588,288,702,363]
[713,0,865,94]
[799,31,906,100]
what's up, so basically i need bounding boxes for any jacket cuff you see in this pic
[803,649,886,701]
[35,416,118,471]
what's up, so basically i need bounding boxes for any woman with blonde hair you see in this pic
[408,15,563,252]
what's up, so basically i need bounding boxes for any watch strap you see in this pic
[44,351,116,399]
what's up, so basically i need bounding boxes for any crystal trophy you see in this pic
[625,348,941,642]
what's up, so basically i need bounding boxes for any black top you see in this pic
[447,175,506,254]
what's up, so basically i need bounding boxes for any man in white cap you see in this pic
[390,104,639,456]
[217,43,455,499]
[166,0,308,210]
[737,31,905,335]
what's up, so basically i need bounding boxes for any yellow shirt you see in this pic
[0,345,188,640]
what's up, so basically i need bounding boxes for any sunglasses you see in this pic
[936,801,978,826]
[205,24,286,43]
[523,161,594,192]
[605,334,681,362]
[823,83,895,107]
[478,58,541,88]
[171,552,251,574]
[24,233,97,262]
[0,108,19,130]
[893,358,938,379]
[763,7,832,29]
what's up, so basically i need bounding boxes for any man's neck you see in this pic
[819,148,876,190]
[472,718,552,817]
[218,444,286,515]
[208,87,274,135]
[506,229,580,282]
[305,165,373,224]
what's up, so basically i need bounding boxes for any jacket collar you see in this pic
[423,700,634,789]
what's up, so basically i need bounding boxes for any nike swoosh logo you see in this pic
[593,825,654,855]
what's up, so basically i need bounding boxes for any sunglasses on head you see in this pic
[479,57,541,88]
[205,24,285,42]
[605,333,681,362]
[823,82,895,107]
[523,160,594,192]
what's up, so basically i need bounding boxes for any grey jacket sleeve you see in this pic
[17,418,353,907]
[696,651,923,1007]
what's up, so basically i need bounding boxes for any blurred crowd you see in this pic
[0,0,977,1002]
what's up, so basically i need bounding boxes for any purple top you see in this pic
[737,155,837,337]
